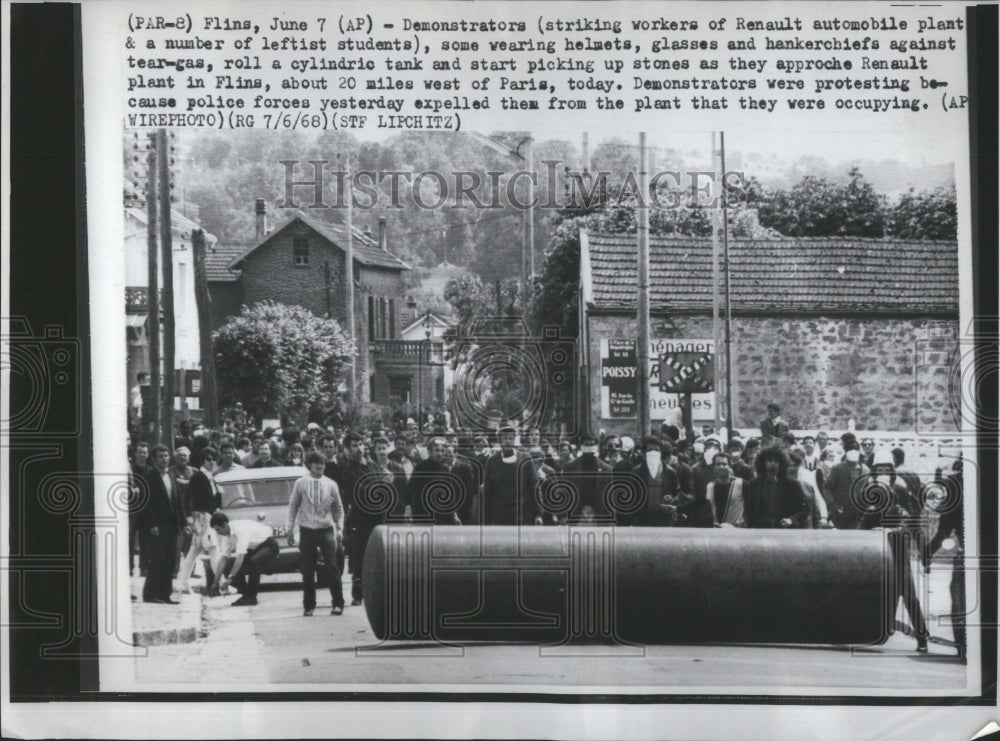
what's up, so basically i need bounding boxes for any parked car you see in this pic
[215,466,310,574]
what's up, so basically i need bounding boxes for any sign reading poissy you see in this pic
[600,339,716,421]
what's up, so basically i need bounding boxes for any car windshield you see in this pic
[218,477,296,508]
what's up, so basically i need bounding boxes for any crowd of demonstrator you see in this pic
[127,401,966,655]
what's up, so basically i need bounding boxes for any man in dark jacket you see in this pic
[347,436,400,606]
[558,433,613,523]
[482,426,540,526]
[759,403,790,445]
[923,464,964,655]
[743,445,810,529]
[445,439,479,525]
[129,441,152,577]
[622,436,682,526]
[177,446,222,593]
[137,444,186,603]
[406,437,463,525]
[338,431,374,605]
[680,440,722,527]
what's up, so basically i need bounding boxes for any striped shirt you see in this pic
[286,474,344,535]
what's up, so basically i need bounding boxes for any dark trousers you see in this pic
[137,527,154,576]
[129,518,140,576]
[142,528,178,601]
[889,529,928,640]
[950,554,966,653]
[349,523,376,601]
[232,538,279,600]
[299,527,343,610]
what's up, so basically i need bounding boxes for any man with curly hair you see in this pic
[743,445,810,528]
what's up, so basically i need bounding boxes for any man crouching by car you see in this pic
[208,512,279,607]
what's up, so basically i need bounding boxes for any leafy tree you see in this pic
[755,168,886,237]
[887,184,957,240]
[444,273,519,326]
[213,301,354,423]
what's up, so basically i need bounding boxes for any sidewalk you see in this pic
[129,574,204,647]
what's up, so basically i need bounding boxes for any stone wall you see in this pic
[586,313,959,436]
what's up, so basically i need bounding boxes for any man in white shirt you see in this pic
[209,512,278,606]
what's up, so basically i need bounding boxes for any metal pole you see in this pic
[145,133,160,444]
[721,133,735,433]
[636,133,650,441]
[345,154,357,403]
[158,129,175,451]
[711,133,723,434]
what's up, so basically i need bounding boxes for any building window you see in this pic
[293,238,309,266]
[369,296,393,340]
[388,299,396,337]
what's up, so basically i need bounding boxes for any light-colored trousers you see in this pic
[178,511,212,586]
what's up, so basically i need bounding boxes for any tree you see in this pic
[213,301,354,423]
[444,273,520,327]
[755,168,887,237]
[887,184,957,240]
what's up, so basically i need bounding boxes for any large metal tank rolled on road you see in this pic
[363,526,892,645]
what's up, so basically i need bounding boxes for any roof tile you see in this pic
[585,233,958,314]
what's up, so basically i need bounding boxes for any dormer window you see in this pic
[293,238,309,266]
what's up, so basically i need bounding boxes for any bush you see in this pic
[213,301,355,423]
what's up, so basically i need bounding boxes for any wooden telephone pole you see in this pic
[145,133,161,444]
[637,133,651,441]
[158,129,175,450]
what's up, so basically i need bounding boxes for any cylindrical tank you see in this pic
[363,526,892,645]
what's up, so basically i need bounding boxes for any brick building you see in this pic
[579,230,960,436]
[206,205,427,405]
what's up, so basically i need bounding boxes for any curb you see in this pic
[133,624,200,647]
[131,576,204,647]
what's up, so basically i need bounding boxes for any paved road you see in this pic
[133,565,968,693]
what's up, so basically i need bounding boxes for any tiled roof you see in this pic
[230,212,410,272]
[205,242,246,283]
[583,232,959,315]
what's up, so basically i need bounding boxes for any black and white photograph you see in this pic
[3,0,997,738]
[107,124,977,696]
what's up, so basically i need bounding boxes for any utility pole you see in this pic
[158,129,175,451]
[192,228,218,427]
[146,132,160,444]
[720,132,735,433]
[637,133,651,441]
[344,153,357,403]
[711,133,723,434]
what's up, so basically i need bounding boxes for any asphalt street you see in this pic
[132,564,969,693]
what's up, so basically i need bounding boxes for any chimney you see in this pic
[254,198,266,240]
[378,216,388,251]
